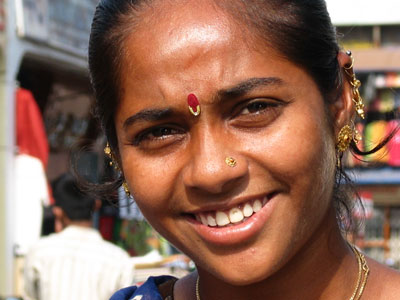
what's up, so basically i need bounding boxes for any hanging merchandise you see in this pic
[364,120,389,164]
[16,87,54,204]
[15,88,54,255]
[14,88,53,255]
[395,92,400,112]
[379,89,395,113]
[376,73,400,88]
[375,74,386,88]
[387,120,400,167]
[16,88,49,167]
[385,72,400,88]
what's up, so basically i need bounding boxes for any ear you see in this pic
[52,206,63,219]
[52,206,65,233]
[330,51,355,136]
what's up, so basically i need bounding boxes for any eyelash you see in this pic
[233,98,283,118]
[240,100,278,114]
[133,125,185,146]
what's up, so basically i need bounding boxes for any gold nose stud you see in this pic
[225,157,237,168]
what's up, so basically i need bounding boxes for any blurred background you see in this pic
[0,0,399,298]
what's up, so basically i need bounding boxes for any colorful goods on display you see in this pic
[348,72,400,168]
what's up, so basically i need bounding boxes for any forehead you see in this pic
[119,1,283,96]
[121,1,263,72]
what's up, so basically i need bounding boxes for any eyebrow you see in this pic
[122,77,284,129]
[123,108,174,129]
[218,77,284,99]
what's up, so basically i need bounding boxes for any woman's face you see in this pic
[115,1,338,284]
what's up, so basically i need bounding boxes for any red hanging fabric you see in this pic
[16,88,49,167]
[16,87,54,204]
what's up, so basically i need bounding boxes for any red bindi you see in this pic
[187,93,201,116]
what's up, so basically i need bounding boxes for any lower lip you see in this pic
[188,196,276,246]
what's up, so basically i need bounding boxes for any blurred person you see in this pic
[23,173,135,300]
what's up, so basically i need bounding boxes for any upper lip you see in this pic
[185,192,276,215]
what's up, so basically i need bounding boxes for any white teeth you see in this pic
[200,214,208,226]
[229,207,244,224]
[207,215,217,227]
[216,211,230,226]
[253,199,262,212]
[262,197,268,206]
[196,196,269,227]
[243,203,254,217]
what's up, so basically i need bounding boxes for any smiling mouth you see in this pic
[192,194,275,228]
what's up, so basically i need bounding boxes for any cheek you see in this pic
[279,122,335,187]
[244,105,336,203]
[271,111,337,227]
[121,152,182,213]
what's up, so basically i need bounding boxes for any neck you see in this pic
[197,207,358,300]
[67,220,93,229]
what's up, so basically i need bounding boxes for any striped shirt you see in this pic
[24,225,135,300]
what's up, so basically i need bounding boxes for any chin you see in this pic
[224,273,271,286]
[197,246,284,287]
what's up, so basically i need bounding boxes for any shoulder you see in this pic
[67,226,130,259]
[26,233,59,254]
[365,257,400,299]
[110,276,177,300]
[24,234,63,270]
[96,237,131,259]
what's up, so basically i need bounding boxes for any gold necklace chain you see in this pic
[195,274,200,300]
[349,245,370,300]
[195,246,369,300]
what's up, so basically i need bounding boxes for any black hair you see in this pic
[87,0,394,231]
[53,173,95,221]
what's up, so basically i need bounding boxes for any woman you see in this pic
[88,0,400,299]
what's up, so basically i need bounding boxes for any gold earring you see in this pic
[104,142,119,169]
[337,123,362,153]
[344,51,365,119]
[122,181,131,197]
[225,157,237,168]
[337,125,353,153]
[105,143,130,197]
[104,142,112,159]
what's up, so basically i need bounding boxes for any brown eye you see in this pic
[239,100,281,116]
[231,99,285,129]
[150,127,176,138]
[133,125,185,147]
[241,102,270,115]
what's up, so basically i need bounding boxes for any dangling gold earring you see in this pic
[337,125,353,153]
[122,182,131,197]
[104,142,131,197]
[104,142,119,170]
[336,123,362,167]
[344,51,365,119]
[104,142,112,161]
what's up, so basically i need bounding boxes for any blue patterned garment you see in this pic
[110,276,177,300]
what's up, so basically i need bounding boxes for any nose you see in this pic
[182,127,248,195]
